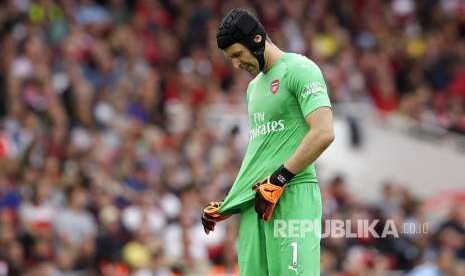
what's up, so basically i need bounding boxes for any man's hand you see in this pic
[252,178,285,221]
[201,201,231,234]
[252,165,295,221]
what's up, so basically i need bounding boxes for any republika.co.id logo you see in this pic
[273,219,429,238]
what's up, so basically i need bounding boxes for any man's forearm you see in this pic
[284,127,334,174]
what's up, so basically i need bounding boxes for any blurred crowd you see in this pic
[0,0,465,275]
[321,176,465,276]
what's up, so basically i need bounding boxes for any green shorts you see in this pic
[237,182,322,276]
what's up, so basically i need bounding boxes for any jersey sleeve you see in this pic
[286,59,332,117]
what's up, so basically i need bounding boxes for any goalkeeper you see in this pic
[202,8,334,276]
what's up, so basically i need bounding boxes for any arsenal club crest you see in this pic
[271,79,279,95]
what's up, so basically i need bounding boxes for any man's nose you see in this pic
[232,58,241,69]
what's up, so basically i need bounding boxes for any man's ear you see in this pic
[254,34,262,43]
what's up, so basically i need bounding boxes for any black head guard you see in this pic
[216,9,267,71]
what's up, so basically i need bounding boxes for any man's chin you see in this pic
[247,68,259,76]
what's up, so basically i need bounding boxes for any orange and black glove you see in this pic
[201,201,231,234]
[252,165,295,221]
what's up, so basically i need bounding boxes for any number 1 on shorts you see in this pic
[289,242,298,272]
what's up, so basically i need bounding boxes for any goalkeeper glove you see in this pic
[252,165,295,221]
[201,201,231,234]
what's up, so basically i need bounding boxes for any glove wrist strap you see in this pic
[270,165,295,187]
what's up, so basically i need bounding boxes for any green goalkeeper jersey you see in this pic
[219,53,331,215]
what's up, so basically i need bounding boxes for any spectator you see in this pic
[53,185,97,273]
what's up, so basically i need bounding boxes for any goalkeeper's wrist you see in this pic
[270,165,296,187]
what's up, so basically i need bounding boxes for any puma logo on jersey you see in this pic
[288,265,298,274]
